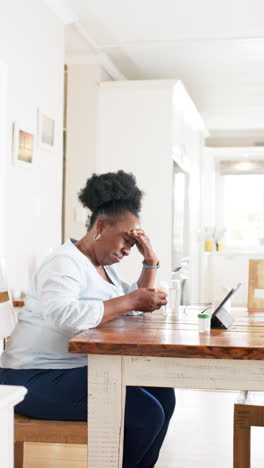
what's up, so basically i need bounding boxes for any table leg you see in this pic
[87,354,125,468]
[233,404,250,468]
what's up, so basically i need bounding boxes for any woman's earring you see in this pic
[94,233,102,241]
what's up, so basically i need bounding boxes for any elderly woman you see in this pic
[0,170,175,468]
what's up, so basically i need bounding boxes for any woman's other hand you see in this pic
[129,288,167,313]
[101,288,167,324]
[128,229,158,266]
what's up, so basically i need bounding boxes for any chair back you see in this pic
[248,259,264,312]
[0,257,17,339]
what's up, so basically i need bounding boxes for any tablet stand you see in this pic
[211,306,235,329]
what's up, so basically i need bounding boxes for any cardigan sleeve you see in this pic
[37,255,104,336]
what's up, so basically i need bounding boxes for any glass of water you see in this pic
[169,280,181,316]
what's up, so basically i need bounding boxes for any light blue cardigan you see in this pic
[1,239,137,370]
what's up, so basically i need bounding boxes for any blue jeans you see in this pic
[0,367,175,468]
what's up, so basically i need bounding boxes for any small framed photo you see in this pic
[12,123,34,167]
[38,109,55,151]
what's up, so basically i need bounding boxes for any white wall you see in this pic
[0,0,64,295]
[96,81,206,299]
[96,81,174,284]
[64,64,111,241]
[0,60,8,260]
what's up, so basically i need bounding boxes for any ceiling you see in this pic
[49,0,264,143]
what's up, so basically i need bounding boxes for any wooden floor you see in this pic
[24,390,264,468]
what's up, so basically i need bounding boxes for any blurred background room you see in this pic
[1,0,264,310]
[0,1,264,466]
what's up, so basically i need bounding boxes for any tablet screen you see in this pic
[212,282,241,316]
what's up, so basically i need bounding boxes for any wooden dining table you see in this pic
[68,306,264,468]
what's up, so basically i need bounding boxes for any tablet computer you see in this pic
[212,282,241,317]
[211,282,241,329]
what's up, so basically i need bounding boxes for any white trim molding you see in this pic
[43,1,126,80]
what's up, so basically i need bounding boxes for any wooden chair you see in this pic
[248,259,264,312]
[15,415,87,468]
[234,392,264,468]
[0,290,88,468]
[234,260,264,467]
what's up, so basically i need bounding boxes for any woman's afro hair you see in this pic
[78,170,143,226]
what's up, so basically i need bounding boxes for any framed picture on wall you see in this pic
[12,123,34,167]
[38,109,55,151]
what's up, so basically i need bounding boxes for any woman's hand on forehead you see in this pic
[126,229,158,265]
[127,228,144,236]
[127,228,147,244]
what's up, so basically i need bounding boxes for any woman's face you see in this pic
[94,212,141,266]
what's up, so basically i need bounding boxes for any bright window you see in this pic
[223,174,264,246]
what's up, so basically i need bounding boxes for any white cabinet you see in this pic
[0,385,27,468]
[96,80,207,302]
